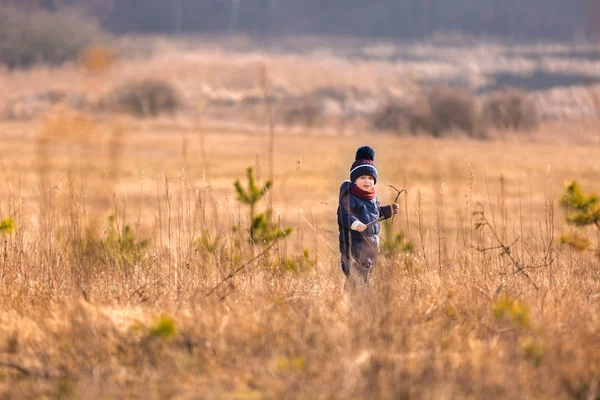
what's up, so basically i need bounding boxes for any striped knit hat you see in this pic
[350,146,378,184]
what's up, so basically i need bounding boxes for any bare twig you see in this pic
[259,64,276,214]
[387,184,407,225]
[473,206,540,290]
[0,362,55,379]
[472,237,519,253]
[362,186,406,229]
[364,215,385,228]
[206,239,279,297]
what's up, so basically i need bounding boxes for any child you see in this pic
[337,146,399,285]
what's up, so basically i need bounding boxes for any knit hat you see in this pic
[350,146,378,184]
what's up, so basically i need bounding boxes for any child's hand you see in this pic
[356,223,367,232]
[392,203,400,214]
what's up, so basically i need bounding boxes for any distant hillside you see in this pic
[2,0,598,41]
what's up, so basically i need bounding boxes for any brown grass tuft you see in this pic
[482,87,540,131]
[107,78,182,117]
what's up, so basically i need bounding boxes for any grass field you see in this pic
[1,37,600,399]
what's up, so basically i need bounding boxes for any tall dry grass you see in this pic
[0,114,599,398]
[2,35,600,398]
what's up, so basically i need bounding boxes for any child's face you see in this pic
[355,175,375,191]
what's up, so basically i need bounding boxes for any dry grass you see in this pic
[1,37,600,399]
[1,113,600,398]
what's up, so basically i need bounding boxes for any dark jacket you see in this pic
[337,181,393,261]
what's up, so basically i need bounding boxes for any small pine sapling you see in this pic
[234,166,291,245]
[560,181,600,254]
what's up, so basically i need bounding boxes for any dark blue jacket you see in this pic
[337,181,393,259]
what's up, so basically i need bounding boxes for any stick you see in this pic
[205,239,279,297]
[0,362,55,379]
[388,185,407,225]
[360,185,407,229]
[364,216,385,228]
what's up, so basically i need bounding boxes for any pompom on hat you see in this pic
[350,145,378,184]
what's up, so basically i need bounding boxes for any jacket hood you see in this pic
[339,180,353,202]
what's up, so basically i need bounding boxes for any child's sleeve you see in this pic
[338,193,359,229]
[378,202,394,220]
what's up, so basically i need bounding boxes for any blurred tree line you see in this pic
[2,0,597,40]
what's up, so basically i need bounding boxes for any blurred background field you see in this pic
[1,2,600,399]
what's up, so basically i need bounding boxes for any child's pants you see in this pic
[341,237,379,286]
[342,255,372,287]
